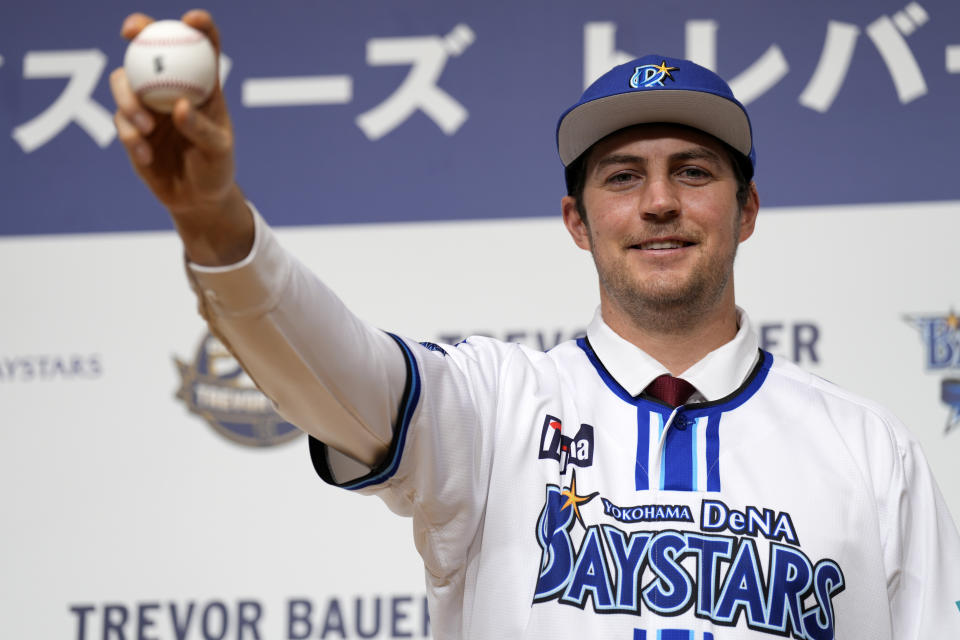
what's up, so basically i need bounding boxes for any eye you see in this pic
[677,166,712,182]
[606,171,637,186]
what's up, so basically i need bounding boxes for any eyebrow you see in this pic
[593,147,724,171]
[594,154,645,170]
[671,148,723,164]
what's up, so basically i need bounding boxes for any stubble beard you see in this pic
[590,226,740,335]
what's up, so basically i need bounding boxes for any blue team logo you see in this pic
[630,61,680,88]
[533,482,845,640]
[905,310,960,434]
[533,482,844,638]
[174,332,303,447]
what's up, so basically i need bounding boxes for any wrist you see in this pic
[174,184,255,266]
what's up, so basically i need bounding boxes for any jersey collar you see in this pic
[585,306,760,402]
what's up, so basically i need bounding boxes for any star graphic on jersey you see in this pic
[560,469,599,528]
[655,61,679,81]
[947,310,958,331]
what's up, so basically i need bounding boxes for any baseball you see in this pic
[123,20,217,113]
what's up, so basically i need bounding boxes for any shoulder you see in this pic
[764,355,913,455]
[411,334,542,364]
[402,334,573,383]
[767,356,897,420]
[761,356,936,522]
[414,334,585,362]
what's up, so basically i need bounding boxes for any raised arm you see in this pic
[110,10,405,469]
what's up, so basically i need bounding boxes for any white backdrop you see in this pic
[1,198,956,638]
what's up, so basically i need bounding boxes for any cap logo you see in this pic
[629,60,679,89]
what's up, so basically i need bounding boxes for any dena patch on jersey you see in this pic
[538,415,594,473]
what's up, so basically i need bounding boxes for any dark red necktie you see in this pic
[646,374,697,407]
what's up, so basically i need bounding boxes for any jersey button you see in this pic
[674,414,690,430]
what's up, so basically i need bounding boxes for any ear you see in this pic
[562,195,592,251]
[738,182,759,243]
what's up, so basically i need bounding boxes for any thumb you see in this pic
[172,99,231,154]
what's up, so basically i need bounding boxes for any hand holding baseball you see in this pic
[111,10,253,266]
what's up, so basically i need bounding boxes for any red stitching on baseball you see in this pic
[136,80,208,96]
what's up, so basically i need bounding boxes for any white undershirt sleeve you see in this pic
[185,203,407,471]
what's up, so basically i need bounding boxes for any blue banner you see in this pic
[2,0,959,235]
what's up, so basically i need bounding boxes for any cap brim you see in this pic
[557,89,752,166]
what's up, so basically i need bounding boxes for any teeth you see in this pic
[641,241,686,250]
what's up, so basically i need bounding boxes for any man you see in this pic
[112,11,960,639]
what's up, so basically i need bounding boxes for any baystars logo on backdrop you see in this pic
[174,333,302,447]
[905,309,960,434]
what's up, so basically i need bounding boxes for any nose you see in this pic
[640,175,680,221]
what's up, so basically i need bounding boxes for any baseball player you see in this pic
[111,11,960,639]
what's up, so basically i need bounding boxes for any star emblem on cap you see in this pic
[655,60,679,81]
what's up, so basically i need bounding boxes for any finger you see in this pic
[114,110,153,167]
[180,9,227,114]
[181,9,221,53]
[172,99,231,154]
[121,13,154,40]
[109,67,155,135]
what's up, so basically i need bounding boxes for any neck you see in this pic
[600,294,740,375]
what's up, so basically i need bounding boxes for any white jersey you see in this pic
[190,208,960,640]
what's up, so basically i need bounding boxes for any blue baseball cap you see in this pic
[557,54,755,180]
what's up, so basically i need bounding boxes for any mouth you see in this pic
[632,239,695,251]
